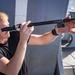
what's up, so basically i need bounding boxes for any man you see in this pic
[0,12,75,75]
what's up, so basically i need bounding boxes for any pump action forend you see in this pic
[1,18,75,32]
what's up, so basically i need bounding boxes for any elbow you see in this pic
[41,41,52,45]
[6,70,18,75]
[6,71,18,75]
[42,39,56,45]
[5,65,19,75]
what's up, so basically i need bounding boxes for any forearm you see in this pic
[6,41,27,75]
[28,30,58,45]
[39,31,58,45]
[0,21,33,75]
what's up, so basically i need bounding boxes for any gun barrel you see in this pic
[1,18,75,32]
[28,18,75,27]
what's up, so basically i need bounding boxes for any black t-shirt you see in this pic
[0,31,28,75]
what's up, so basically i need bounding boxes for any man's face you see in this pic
[0,20,10,40]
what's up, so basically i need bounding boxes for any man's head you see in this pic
[0,12,8,22]
[0,12,10,44]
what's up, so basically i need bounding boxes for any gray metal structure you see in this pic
[26,0,69,75]
[0,0,15,25]
[62,0,75,75]
[0,0,69,75]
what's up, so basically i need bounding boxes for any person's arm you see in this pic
[0,21,34,75]
[28,30,58,45]
[28,22,72,45]
[0,42,27,75]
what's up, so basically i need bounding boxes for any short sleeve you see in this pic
[0,50,4,59]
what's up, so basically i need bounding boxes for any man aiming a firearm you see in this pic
[0,11,75,75]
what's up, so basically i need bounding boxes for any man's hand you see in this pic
[65,20,75,33]
[20,21,34,43]
[56,16,75,34]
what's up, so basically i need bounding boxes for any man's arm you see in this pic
[0,21,34,75]
[28,22,72,45]
[0,42,27,75]
[28,30,58,45]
